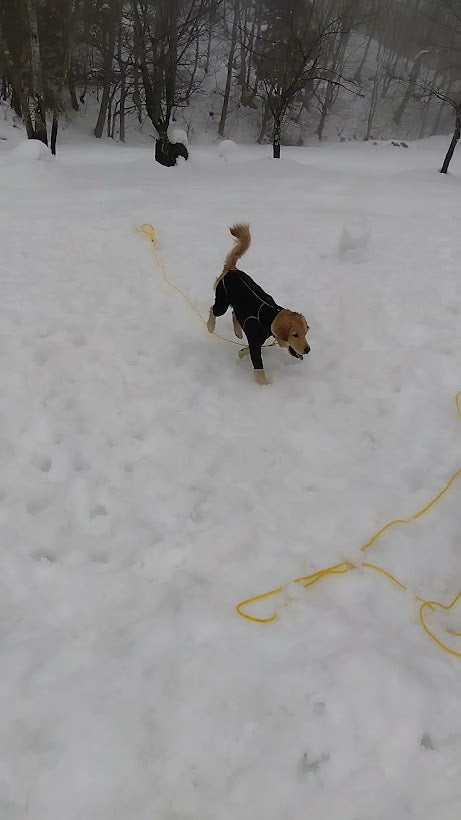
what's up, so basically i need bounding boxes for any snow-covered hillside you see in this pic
[0,132,460,819]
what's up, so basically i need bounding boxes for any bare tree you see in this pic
[49,0,88,154]
[94,0,121,138]
[132,0,211,165]
[24,0,48,143]
[0,10,34,136]
[218,0,239,136]
[420,81,461,171]
[317,16,352,140]
[251,0,361,157]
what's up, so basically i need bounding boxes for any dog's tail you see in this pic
[214,223,251,289]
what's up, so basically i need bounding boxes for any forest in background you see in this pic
[1,0,461,167]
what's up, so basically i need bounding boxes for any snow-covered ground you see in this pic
[1,132,461,820]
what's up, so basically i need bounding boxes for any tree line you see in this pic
[0,0,460,169]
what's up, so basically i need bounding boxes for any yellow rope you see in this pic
[419,591,461,657]
[236,391,461,660]
[136,223,242,345]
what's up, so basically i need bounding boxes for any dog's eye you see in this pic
[292,332,298,338]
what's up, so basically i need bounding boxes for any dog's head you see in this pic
[271,310,310,360]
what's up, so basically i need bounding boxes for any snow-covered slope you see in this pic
[0,134,460,819]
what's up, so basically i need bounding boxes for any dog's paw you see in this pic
[207,315,216,333]
[254,370,271,386]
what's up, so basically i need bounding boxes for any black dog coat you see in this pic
[212,269,283,370]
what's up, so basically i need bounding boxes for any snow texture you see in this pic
[0,133,461,820]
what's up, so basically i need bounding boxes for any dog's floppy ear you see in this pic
[272,310,291,343]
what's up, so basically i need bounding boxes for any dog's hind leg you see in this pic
[207,279,229,333]
[232,311,243,339]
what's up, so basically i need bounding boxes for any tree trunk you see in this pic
[185,23,200,105]
[165,0,179,124]
[132,12,142,123]
[273,118,281,159]
[94,1,118,138]
[50,112,58,155]
[204,4,214,74]
[354,29,374,84]
[132,0,165,136]
[257,101,270,143]
[394,51,427,126]
[440,108,461,174]
[243,2,258,104]
[317,98,329,141]
[48,0,87,154]
[383,51,399,98]
[68,68,79,111]
[365,44,382,141]
[431,80,452,137]
[117,17,126,141]
[111,99,119,139]
[11,85,23,117]
[218,0,239,137]
[238,0,248,102]
[0,19,32,131]
[119,73,126,142]
[25,0,48,144]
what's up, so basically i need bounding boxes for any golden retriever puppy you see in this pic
[207,224,310,385]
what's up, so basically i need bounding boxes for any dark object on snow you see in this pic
[155,138,189,167]
[391,141,401,147]
[400,141,409,148]
[421,732,436,751]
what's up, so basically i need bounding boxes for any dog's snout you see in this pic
[304,344,311,354]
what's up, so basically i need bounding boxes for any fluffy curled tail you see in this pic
[214,223,251,289]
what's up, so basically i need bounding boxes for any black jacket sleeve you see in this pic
[246,319,267,370]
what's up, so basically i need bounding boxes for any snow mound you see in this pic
[218,139,237,160]
[169,128,188,146]
[11,139,53,162]
[338,216,371,263]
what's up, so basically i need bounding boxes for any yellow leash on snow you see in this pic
[136,223,241,345]
[237,392,461,660]
[135,223,461,659]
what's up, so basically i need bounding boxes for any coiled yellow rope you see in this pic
[237,392,461,659]
[135,222,461,659]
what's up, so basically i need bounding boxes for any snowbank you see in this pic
[11,138,53,161]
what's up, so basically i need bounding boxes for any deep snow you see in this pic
[1,132,461,820]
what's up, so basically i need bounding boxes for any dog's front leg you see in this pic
[207,306,216,333]
[249,340,270,385]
